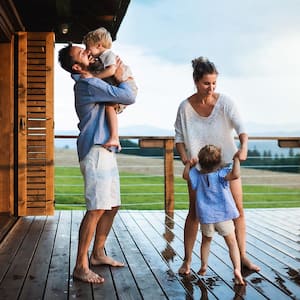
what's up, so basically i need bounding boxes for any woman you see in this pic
[174,57,260,275]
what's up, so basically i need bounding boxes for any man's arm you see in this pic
[86,79,135,105]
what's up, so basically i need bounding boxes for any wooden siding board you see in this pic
[44,32,54,215]
[17,32,28,216]
[16,32,54,216]
[28,76,46,83]
[27,70,48,76]
[0,42,14,214]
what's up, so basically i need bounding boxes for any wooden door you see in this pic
[17,32,54,216]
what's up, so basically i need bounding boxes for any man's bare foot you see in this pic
[234,269,245,285]
[178,261,191,275]
[90,255,125,267]
[73,268,104,284]
[197,265,207,276]
[241,257,260,272]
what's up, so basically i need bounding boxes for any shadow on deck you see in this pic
[0,208,299,299]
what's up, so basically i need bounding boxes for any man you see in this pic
[58,44,135,283]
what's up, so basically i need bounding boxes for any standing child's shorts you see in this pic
[201,220,235,237]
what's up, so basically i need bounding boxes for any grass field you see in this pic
[55,165,300,210]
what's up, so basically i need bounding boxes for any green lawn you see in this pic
[55,166,300,210]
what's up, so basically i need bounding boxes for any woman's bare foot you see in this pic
[73,268,104,284]
[90,255,125,267]
[178,260,191,275]
[234,269,245,285]
[241,256,260,272]
[197,265,207,276]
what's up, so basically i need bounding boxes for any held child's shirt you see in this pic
[189,166,239,224]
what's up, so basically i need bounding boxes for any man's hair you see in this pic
[58,43,76,73]
[82,27,112,49]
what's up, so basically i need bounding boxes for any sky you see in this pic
[54,0,300,134]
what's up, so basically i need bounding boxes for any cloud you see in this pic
[113,43,193,130]
[54,1,300,133]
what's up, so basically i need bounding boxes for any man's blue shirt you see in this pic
[71,74,135,161]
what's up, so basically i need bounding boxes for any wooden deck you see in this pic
[0,208,299,300]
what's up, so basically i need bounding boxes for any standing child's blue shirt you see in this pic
[189,166,239,224]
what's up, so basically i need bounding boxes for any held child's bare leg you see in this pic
[224,232,245,285]
[230,179,260,271]
[90,206,124,267]
[179,185,199,275]
[104,105,121,151]
[198,235,212,276]
[73,210,105,283]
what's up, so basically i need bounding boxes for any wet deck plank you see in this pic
[0,208,299,300]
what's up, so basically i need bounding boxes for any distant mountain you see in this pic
[118,123,300,137]
[55,122,300,137]
[245,122,300,137]
[54,124,300,155]
[119,125,174,136]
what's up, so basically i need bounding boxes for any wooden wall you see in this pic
[0,42,14,214]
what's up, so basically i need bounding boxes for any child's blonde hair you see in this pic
[82,27,112,49]
[198,144,222,172]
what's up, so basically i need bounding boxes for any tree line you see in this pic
[121,140,300,174]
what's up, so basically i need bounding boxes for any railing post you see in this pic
[139,137,175,214]
[164,138,174,214]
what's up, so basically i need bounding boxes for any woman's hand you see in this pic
[234,147,247,161]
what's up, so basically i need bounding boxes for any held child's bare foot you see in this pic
[178,261,191,275]
[103,137,122,152]
[73,268,104,284]
[197,265,207,276]
[234,269,245,285]
[241,256,260,272]
[90,255,125,267]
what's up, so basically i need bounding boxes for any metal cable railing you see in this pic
[55,135,300,210]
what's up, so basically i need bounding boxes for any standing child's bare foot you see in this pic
[241,256,260,272]
[90,255,125,267]
[234,269,245,285]
[197,265,207,276]
[178,260,191,275]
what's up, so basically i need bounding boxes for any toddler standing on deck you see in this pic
[83,27,138,151]
[183,144,245,285]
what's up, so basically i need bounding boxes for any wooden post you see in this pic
[139,137,175,214]
[164,139,174,214]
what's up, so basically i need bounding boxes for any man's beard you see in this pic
[87,59,104,75]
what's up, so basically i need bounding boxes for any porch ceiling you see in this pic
[0,0,130,43]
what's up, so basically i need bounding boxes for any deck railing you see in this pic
[55,135,300,213]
